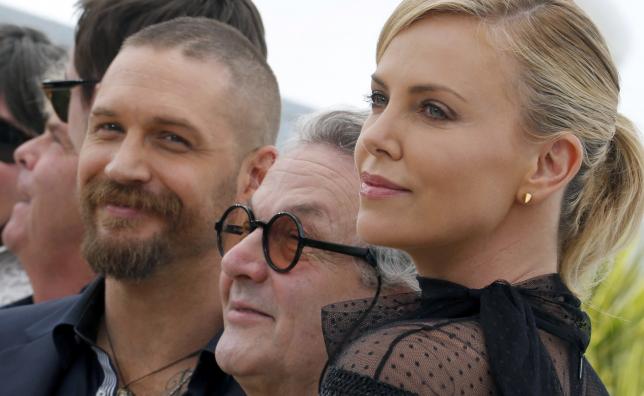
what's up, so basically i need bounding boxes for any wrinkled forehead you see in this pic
[251,144,360,240]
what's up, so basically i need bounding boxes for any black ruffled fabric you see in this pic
[320,274,608,395]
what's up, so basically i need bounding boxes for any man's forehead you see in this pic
[93,47,237,137]
[254,147,354,201]
[101,46,232,95]
[251,198,327,220]
[250,144,360,235]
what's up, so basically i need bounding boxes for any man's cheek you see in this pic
[219,274,233,303]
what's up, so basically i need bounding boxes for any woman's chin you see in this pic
[356,212,406,248]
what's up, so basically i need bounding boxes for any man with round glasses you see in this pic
[215,110,418,396]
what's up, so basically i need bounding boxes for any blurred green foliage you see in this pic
[585,245,644,396]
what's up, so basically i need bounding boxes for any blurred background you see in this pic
[0,1,642,393]
[1,0,642,131]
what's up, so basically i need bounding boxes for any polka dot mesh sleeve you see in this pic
[319,274,610,396]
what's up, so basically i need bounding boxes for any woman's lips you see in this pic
[360,172,411,198]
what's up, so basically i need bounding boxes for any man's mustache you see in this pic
[81,178,183,218]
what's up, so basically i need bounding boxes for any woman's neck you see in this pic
[408,209,559,288]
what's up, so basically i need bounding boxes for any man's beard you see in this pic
[80,178,232,281]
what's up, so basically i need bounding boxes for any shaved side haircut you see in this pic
[122,17,280,150]
[74,0,267,103]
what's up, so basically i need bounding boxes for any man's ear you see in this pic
[235,145,278,202]
[517,133,583,204]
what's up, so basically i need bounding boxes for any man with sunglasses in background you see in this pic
[214,110,418,396]
[0,24,70,306]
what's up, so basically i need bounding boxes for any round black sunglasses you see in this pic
[215,204,376,273]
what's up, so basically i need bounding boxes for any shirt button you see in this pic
[97,390,106,396]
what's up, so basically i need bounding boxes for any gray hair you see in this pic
[287,109,419,292]
[286,108,368,155]
[366,246,419,292]
[0,24,67,135]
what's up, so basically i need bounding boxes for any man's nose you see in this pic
[104,136,152,185]
[220,229,270,283]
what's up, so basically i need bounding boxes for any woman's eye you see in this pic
[422,102,449,120]
[365,91,388,109]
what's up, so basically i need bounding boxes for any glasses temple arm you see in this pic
[301,238,376,266]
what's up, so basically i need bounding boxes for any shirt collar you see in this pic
[52,276,105,368]
[50,277,232,385]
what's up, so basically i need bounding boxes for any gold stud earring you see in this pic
[523,193,533,204]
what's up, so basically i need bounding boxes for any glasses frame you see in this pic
[41,79,98,123]
[215,204,376,273]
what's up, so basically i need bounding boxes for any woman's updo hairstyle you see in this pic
[377,0,644,299]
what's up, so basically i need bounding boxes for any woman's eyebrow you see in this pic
[408,83,468,103]
[371,73,467,103]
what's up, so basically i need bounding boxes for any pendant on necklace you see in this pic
[116,388,135,396]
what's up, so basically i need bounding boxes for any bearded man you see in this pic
[0,17,279,395]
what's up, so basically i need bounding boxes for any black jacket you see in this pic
[0,278,244,396]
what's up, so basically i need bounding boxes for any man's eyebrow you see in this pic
[89,109,198,132]
[371,74,467,103]
[251,200,328,239]
[90,106,117,118]
[151,116,198,132]
[286,203,326,219]
[283,203,328,239]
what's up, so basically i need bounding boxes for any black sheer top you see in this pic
[319,274,609,395]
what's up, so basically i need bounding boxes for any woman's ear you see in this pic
[235,145,278,202]
[517,133,583,204]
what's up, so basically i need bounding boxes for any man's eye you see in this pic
[224,225,245,235]
[95,122,123,133]
[159,132,191,149]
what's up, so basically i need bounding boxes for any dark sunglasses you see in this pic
[0,120,30,163]
[41,79,98,123]
[215,204,376,273]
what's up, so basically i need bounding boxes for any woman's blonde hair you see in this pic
[378,0,644,299]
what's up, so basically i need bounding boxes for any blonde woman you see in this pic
[319,0,643,395]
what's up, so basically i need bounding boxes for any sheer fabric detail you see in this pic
[322,366,416,396]
[320,274,609,396]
